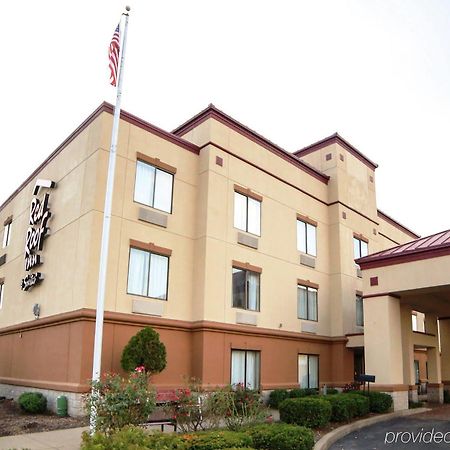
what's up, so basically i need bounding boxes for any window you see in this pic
[127,247,169,299]
[298,354,319,389]
[234,191,261,236]
[232,267,260,311]
[2,222,11,248]
[356,295,364,326]
[231,349,260,389]
[297,285,318,321]
[353,237,368,259]
[134,160,174,213]
[0,282,3,309]
[297,219,317,256]
[412,314,418,331]
[412,311,425,332]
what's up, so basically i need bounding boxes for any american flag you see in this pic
[108,24,120,86]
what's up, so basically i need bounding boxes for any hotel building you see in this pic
[0,103,448,414]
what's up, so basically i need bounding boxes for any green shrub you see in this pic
[84,372,155,435]
[289,388,318,399]
[367,392,393,413]
[185,431,253,450]
[206,385,267,431]
[279,397,331,428]
[346,390,392,413]
[247,423,314,450]
[345,393,370,417]
[18,392,47,414]
[444,390,450,404]
[321,394,355,422]
[268,389,290,409]
[409,400,424,409]
[121,326,167,375]
[81,425,156,450]
[324,388,339,395]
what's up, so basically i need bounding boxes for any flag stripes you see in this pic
[109,24,120,86]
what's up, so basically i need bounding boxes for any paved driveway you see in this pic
[331,406,450,450]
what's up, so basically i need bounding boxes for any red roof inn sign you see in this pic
[21,179,56,291]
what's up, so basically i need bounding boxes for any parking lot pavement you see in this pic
[331,406,450,450]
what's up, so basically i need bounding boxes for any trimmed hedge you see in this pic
[18,392,47,414]
[247,423,314,450]
[349,391,393,413]
[289,388,319,399]
[82,428,254,450]
[279,397,331,428]
[321,393,369,422]
[268,389,290,409]
[325,388,339,395]
[186,431,253,450]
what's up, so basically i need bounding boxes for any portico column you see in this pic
[400,305,417,402]
[440,318,450,392]
[364,295,408,410]
[426,314,443,403]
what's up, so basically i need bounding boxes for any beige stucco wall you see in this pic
[0,108,417,342]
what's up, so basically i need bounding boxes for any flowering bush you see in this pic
[207,384,267,431]
[342,382,361,393]
[85,370,155,435]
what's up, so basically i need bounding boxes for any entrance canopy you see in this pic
[356,229,450,410]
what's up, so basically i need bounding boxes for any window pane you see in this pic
[308,288,318,321]
[234,192,247,231]
[247,197,261,235]
[356,296,364,326]
[361,240,368,257]
[154,169,173,213]
[353,237,360,259]
[298,355,308,388]
[2,223,10,248]
[232,268,246,308]
[297,220,306,253]
[309,355,319,388]
[247,272,259,311]
[297,286,307,319]
[134,161,155,206]
[246,351,260,389]
[148,254,169,299]
[127,248,150,296]
[306,223,317,256]
[231,350,246,386]
[412,314,417,331]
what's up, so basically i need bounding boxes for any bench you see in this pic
[141,390,179,432]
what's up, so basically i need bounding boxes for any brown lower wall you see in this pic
[0,309,354,392]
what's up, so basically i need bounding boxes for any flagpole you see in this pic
[90,6,130,432]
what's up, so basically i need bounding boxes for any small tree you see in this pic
[121,327,167,375]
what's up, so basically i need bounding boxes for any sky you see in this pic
[1,0,450,237]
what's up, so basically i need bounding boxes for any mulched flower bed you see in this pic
[0,398,88,437]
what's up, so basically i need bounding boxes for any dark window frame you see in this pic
[230,349,261,390]
[234,191,261,237]
[133,159,175,214]
[126,247,170,301]
[297,219,317,256]
[298,353,320,389]
[353,236,368,259]
[356,295,364,326]
[297,284,318,322]
[3,222,11,248]
[232,267,261,312]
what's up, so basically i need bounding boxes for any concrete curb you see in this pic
[314,408,430,450]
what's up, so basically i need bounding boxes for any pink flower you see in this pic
[135,365,145,373]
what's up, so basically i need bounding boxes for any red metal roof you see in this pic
[356,229,450,269]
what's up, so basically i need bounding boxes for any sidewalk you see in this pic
[0,426,88,450]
